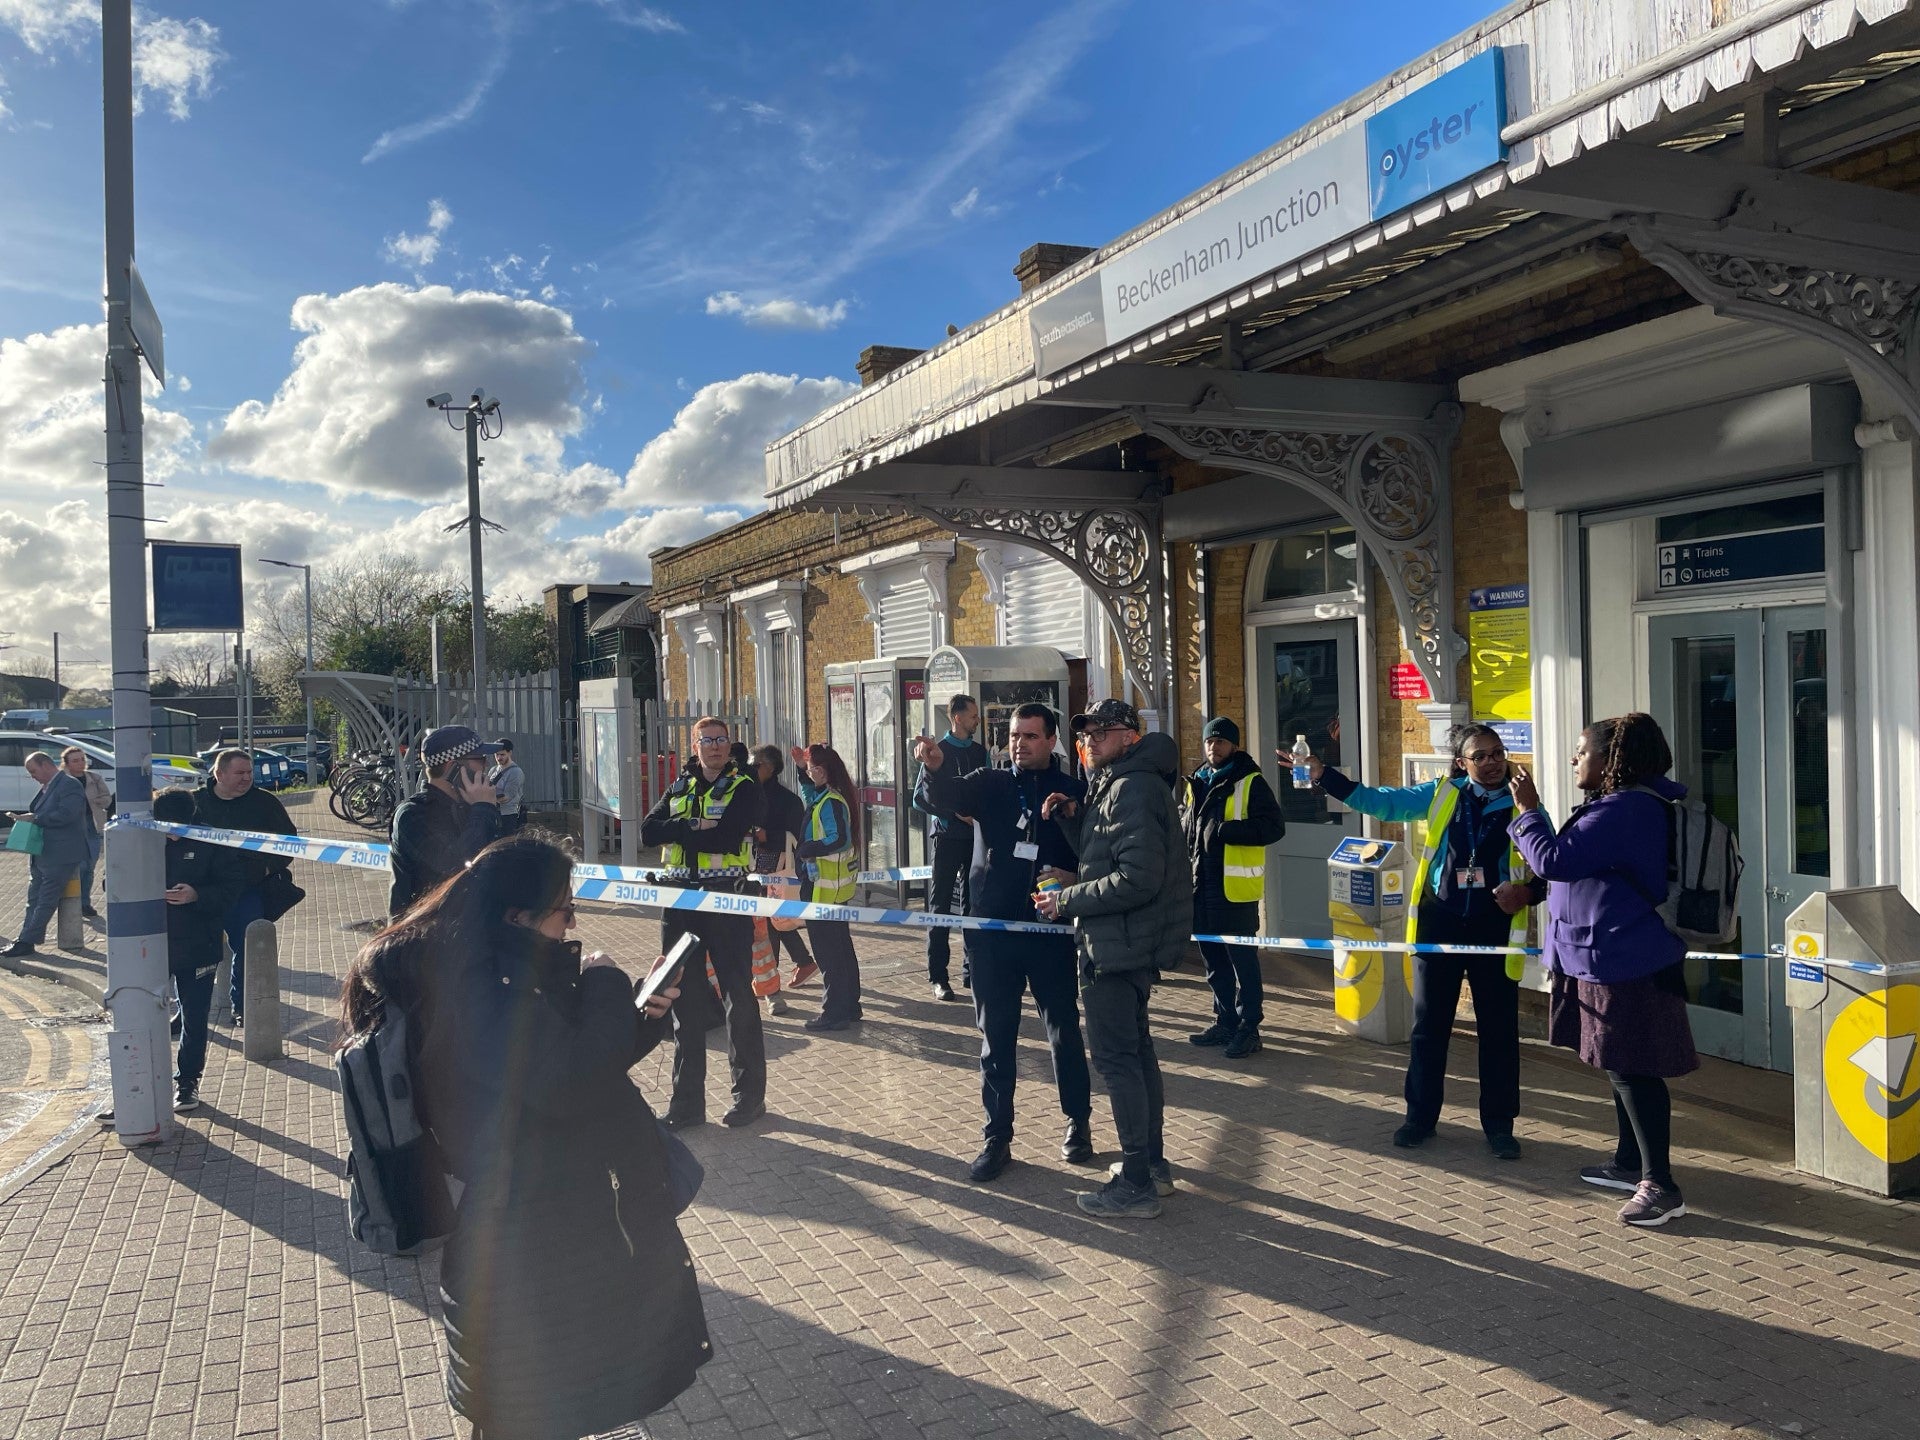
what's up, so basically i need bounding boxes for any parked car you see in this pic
[0,730,180,817]
[275,740,332,784]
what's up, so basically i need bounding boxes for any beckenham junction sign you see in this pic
[1031,49,1507,376]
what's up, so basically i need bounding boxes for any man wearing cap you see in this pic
[388,726,501,919]
[640,714,767,1130]
[1035,699,1190,1220]
[1183,717,1285,1059]
[488,739,526,836]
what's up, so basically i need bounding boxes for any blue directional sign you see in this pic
[1657,526,1824,591]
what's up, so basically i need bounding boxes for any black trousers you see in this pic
[973,931,1090,1143]
[663,908,764,1118]
[811,918,862,1022]
[1081,966,1164,1186]
[1404,906,1520,1135]
[1195,893,1263,1030]
[925,829,974,984]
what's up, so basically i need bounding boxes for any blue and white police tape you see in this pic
[108,818,1920,975]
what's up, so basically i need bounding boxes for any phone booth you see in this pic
[824,658,931,898]
[924,646,1074,765]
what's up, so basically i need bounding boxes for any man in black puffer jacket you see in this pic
[1036,699,1190,1220]
[154,787,245,1113]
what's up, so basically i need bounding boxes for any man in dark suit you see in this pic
[4,751,96,957]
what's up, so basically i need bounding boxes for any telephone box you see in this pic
[824,658,931,896]
[923,645,1073,766]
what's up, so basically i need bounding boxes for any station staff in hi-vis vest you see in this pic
[640,715,767,1131]
[791,743,863,1033]
[1181,718,1285,1060]
[1298,723,1547,1161]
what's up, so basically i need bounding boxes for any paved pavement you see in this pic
[1,796,1918,1439]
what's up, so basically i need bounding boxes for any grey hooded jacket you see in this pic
[1055,730,1192,975]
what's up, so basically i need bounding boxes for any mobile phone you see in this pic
[635,932,698,1010]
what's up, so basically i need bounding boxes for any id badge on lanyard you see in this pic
[1013,801,1038,861]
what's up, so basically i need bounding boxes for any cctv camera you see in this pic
[426,392,453,408]
[471,390,485,404]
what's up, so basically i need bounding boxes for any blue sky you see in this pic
[0,0,1493,683]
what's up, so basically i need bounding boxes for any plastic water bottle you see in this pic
[1290,734,1313,790]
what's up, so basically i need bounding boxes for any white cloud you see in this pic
[382,198,454,270]
[619,372,854,509]
[703,292,849,332]
[0,323,195,495]
[949,186,979,220]
[587,0,685,33]
[0,3,225,119]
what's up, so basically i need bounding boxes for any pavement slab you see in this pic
[0,798,1917,1438]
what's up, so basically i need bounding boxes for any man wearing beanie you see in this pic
[1182,717,1284,1058]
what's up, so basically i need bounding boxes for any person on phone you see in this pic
[791,743,863,1032]
[339,833,712,1439]
[1292,723,1546,1159]
[1508,714,1699,1228]
[387,727,501,921]
[152,786,244,1113]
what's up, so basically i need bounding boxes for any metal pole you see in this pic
[101,0,171,1144]
[302,565,315,760]
[465,407,488,714]
[52,632,60,702]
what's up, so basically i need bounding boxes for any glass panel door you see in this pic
[1649,611,1768,1064]
[1762,606,1830,1072]
[1254,621,1361,942]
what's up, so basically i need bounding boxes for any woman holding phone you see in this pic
[791,742,863,1032]
[1293,723,1546,1159]
[339,833,711,1440]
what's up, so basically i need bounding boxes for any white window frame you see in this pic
[732,580,806,756]
[663,602,728,706]
[841,540,954,659]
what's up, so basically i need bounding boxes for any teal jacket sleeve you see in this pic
[1317,767,1441,824]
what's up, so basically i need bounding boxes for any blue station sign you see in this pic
[1657,526,1825,591]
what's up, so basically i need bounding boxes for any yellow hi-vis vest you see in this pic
[661,772,753,877]
[1186,771,1267,905]
[1406,779,1528,981]
[804,788,856,904]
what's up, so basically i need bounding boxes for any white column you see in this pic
[1854,424,1920,901]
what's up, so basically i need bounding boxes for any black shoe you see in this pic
[969,1138,1012,1183]
[1392,1122,1435,1148]
[230,1011,243,1027]
[1223,1026,1263,1059]
[1,941,36,958]
[804,1015,851,1032]
[1189,1021,1233,1047]
[663,1111,706,1131]
[721,1100,766,1128]
[96,1109,115,1125]
[931,981,957,1002]
[82,908,102,922]
[172,1083,200,1114]
[1487,1132,1522,1161]
[1061,1118,1094,1165]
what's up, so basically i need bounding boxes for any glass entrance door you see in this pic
[1649,605,1830,1070]
[1254,621,1361,941]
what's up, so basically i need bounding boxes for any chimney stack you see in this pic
[856,345,925,387]
[1015,243,1095,294]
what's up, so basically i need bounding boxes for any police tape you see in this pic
[108,818,1920,974]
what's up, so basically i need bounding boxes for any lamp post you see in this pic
[261,558,314,773]
[426,391,503,720]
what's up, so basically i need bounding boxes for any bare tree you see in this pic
[157,637,232,694]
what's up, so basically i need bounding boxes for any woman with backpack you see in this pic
[1508,712,1699,1228]
[791,742,862,1032]
[339,834,712,1439]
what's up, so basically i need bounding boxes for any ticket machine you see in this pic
[1328,835,1412,1045]
[824,658,931,896]
[923,645,1074,765]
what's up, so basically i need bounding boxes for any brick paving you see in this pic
[1,797,1917,1438]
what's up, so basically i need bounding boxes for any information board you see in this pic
[150,541,244,633]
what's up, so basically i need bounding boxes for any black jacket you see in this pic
[1056,732,1193,974]
[191,779,297,888]
[163,837,246,977]
[753,778,809,873]
[1181,749,1285,902]
[638,765,763,885]
[413,926,709,1437]
[912,734,991,842]
[388,785,498,918]
[920,758,1083,922]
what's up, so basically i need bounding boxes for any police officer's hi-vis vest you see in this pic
[1187,771,1266,905]
[661,772,753,878]
[1407,779,1528,981]
[804,788,856,904]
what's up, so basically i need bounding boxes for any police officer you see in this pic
[914,702,1094,1184]
[912,693,990,1001]
[640,715,767,1130]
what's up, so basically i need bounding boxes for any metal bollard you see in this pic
[56,872,84,952]
[242,919,283,1063]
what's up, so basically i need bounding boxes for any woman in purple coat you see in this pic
[1508,713,1698,1228]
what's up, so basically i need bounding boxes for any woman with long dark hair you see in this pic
[339,833,712,1438]
[791,742,863,1032]
[1509,713,1699,1228]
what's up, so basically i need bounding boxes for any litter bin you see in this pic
[1783,886,1920,1198]
[1328,836,1411,1045]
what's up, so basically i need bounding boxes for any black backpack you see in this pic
[337,1007,457,1256]
[1630,787,1745,948]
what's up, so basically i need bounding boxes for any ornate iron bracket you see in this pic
[1626,216,1920,434]
[1134,402,1467,703]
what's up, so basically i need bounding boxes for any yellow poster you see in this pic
[1469,584,1532,747]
